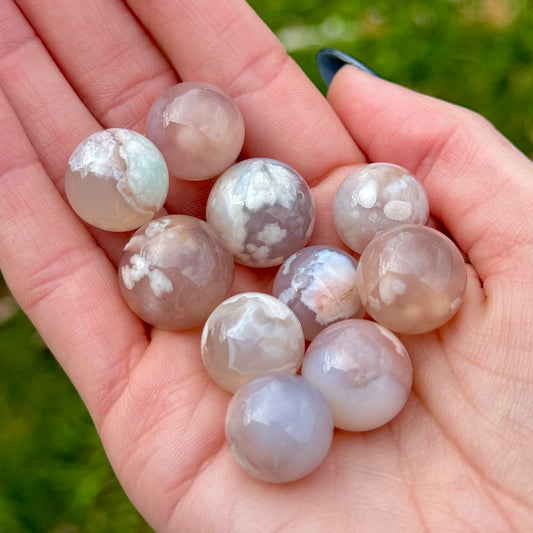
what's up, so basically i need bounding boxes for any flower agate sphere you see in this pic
[206,158,315,267]
[302,319,413,431]
[146,82,245,180]
[356,224,467,334]
[118,215,234,330]
[225,374,334,483]
[273,246,365,340]
[201,293,305,392]
[333,163,429,253]
[65,129,169,231]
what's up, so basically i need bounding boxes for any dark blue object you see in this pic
[316,48,379,87]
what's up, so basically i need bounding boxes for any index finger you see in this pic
[125,0,365,184]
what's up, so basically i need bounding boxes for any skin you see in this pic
[1,0,532,531]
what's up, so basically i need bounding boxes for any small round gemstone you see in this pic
[146,81,245,181]
[65,128,169,231]
[118,215,234,330]
[302,319,413,431]
[273,245,365,340]
[201,292,305,393]
[225,374,334,483]
[356,224,467,334]
[333,163,429,254]
[206,158,315,267]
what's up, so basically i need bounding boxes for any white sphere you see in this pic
[65,128,169,231]
[201,292,305,392]
[226,374,334,482]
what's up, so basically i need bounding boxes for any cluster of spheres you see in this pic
[65,81,467,484]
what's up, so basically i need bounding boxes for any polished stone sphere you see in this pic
[65,128,169,231]
[146,81,245,181]
[333,163,429,254]
[273,245,365,340]
[201,292,305,392]
[356,224,467,334]
[225,374,334,483]
[206,158,315,267]
[118,215,234,330]
[302,319,413,431]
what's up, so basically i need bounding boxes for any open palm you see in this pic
[1,1,532,531]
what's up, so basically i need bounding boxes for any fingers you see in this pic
[125,0,365,184]
[327,66,533,282]
[0,0,132,262]
[0,88,148,425]
[14,0,364,218]
[0,0,96,181]
[13,0,210,218]
[15,0,176,132]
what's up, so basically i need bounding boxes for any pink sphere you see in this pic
[146,82,245,181]
[118,215,234,330]
[333,163,429,254]
[273,245,365,340]
[302,319,413,431]
[356,224,467,334]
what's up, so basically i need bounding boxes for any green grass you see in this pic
[1,1,532,531]
[263,0,533,158]
[0,308,151,533]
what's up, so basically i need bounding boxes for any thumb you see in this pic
[325,60,533,284]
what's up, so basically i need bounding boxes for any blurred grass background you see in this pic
[1,0,532,531]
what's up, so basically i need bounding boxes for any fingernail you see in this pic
[316,48,379,87]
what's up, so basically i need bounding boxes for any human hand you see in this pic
[1,1,532,532]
